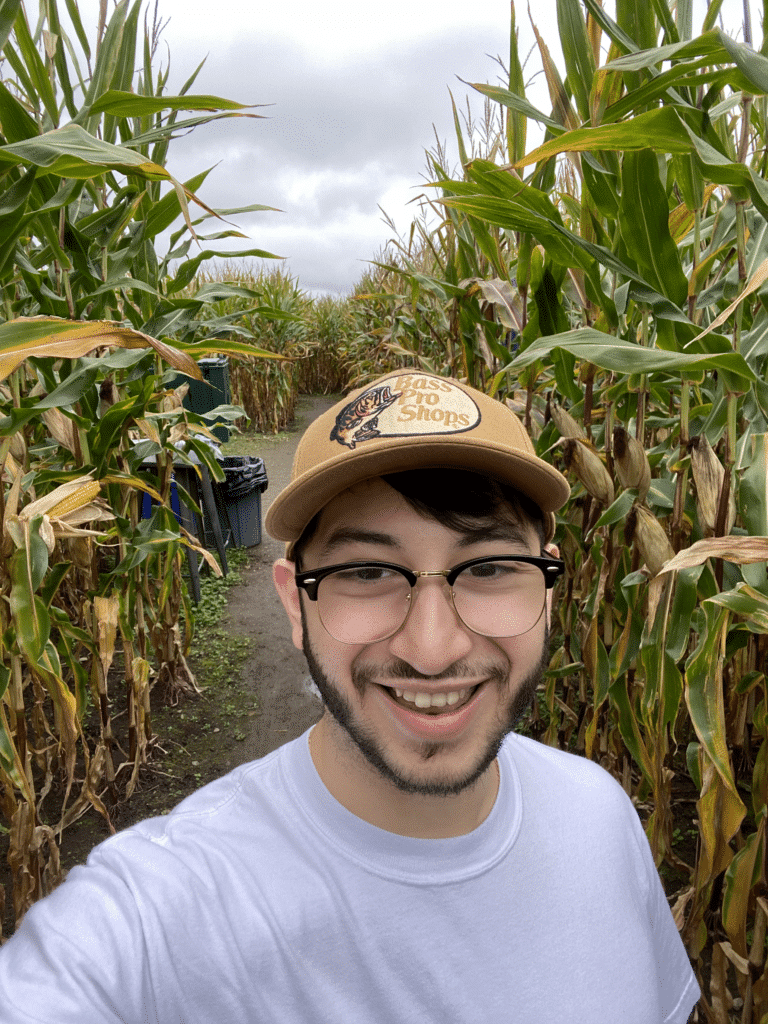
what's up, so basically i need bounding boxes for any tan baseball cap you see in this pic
[265,369,570,548]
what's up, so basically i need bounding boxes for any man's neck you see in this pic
[308,716,500,839]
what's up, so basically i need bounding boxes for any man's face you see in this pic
[275,477,551,798]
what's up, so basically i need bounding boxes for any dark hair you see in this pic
[293,468,547,568]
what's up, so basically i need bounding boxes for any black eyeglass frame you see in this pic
[294,554,566,602]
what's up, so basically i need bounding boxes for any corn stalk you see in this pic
[357,1,768,1016]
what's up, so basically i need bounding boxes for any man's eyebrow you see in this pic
[317,528,401,558]
[456,523,534,548]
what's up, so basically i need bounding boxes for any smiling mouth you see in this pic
[382,685,480,715]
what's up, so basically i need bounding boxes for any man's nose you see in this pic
[386,576,474,675]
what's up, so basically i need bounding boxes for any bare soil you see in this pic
[97,392,339,834]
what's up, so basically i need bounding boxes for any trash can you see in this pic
[140,479,182,523]
[169,356,232,443]
[204,456,268,548]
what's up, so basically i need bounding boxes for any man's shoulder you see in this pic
[89,736,300,872]
[502,732,635,812]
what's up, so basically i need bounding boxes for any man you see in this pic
[0,369,699,1022]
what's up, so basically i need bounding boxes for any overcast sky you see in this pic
[68,1,760,296]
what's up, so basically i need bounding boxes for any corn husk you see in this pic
[689,433,736,536]
[613,425,651,501]
[563,438,614,504]
[551,403,586,439]
[8,431,26,463]
[626,504,675,576]
[42,408,78,453]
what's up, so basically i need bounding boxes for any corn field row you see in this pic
[1,1,768,1021]
[335,3,768,1019]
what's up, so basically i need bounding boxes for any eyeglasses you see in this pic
[294,555,565,645]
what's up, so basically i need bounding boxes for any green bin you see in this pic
[170,356,231,443]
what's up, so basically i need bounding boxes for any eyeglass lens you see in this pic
[315,561,547,644]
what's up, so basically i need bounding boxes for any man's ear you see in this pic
[273,558,304,651]
[544,543,560,618]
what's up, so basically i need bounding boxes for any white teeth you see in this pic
[393,688,469,708]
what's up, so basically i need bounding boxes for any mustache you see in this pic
[353,659,509,686]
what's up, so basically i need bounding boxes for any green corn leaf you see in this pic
[143,169,211,240]
[603,64,747,124]
[666,568,701,662]
[0,0,21,53]
[649,0,679,43]
[506,1,527,164]
[616,0,657,58]
[593,489,636,529]
[515,107,693,169]
[582,154,619,218]
[685,602,744,799]
[172,337,291,361]
[77,0,130,127]
[9,544,49,660]
[505,328,757,384]
[609,675,655,786]
[0,166,36,278]
[449,89,469,168]
[618,150,688,306]
[640,644,684,732]
[678,0,694,40]
[739,434,768,592]
[671,152,704,212]
[605,28,768,96]
[708,585,768,633]
[40,562,71,608]
[582,0,640,56]
[63,0,90,60]
[557,0,596,123]
[10,3,59,125]
[0,704,17,774]
[44,0,77,120]
[166,248,283,294]
[468,82,563,133]
[0,123,171,180]
[722,816,766,957]
[89,89,264,118]
[0,79,39,144]
[124,111,256,151]
[32,365,100,409]
[702,0,726,32]
[606,29,735,71]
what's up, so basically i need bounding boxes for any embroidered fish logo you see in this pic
[330,385,401,449]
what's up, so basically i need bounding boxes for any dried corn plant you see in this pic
[357,1,768,1016]
[0,0,284,935]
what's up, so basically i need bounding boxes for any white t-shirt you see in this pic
[0,729,699,1023]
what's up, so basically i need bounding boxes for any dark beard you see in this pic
[301,615,550,797]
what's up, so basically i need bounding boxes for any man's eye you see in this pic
[334,566,395,583]
[467,562,514,578]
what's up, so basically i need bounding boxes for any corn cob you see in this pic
[689,433,735,536]
[626,504,675,576]
[613,425,651,502]
[563,438,614,505]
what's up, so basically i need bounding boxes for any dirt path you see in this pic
[224,393,337,759]
[44,395,338,883]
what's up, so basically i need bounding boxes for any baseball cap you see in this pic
[265,369,570,548]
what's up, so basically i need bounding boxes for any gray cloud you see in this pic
[161,25,508,292]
